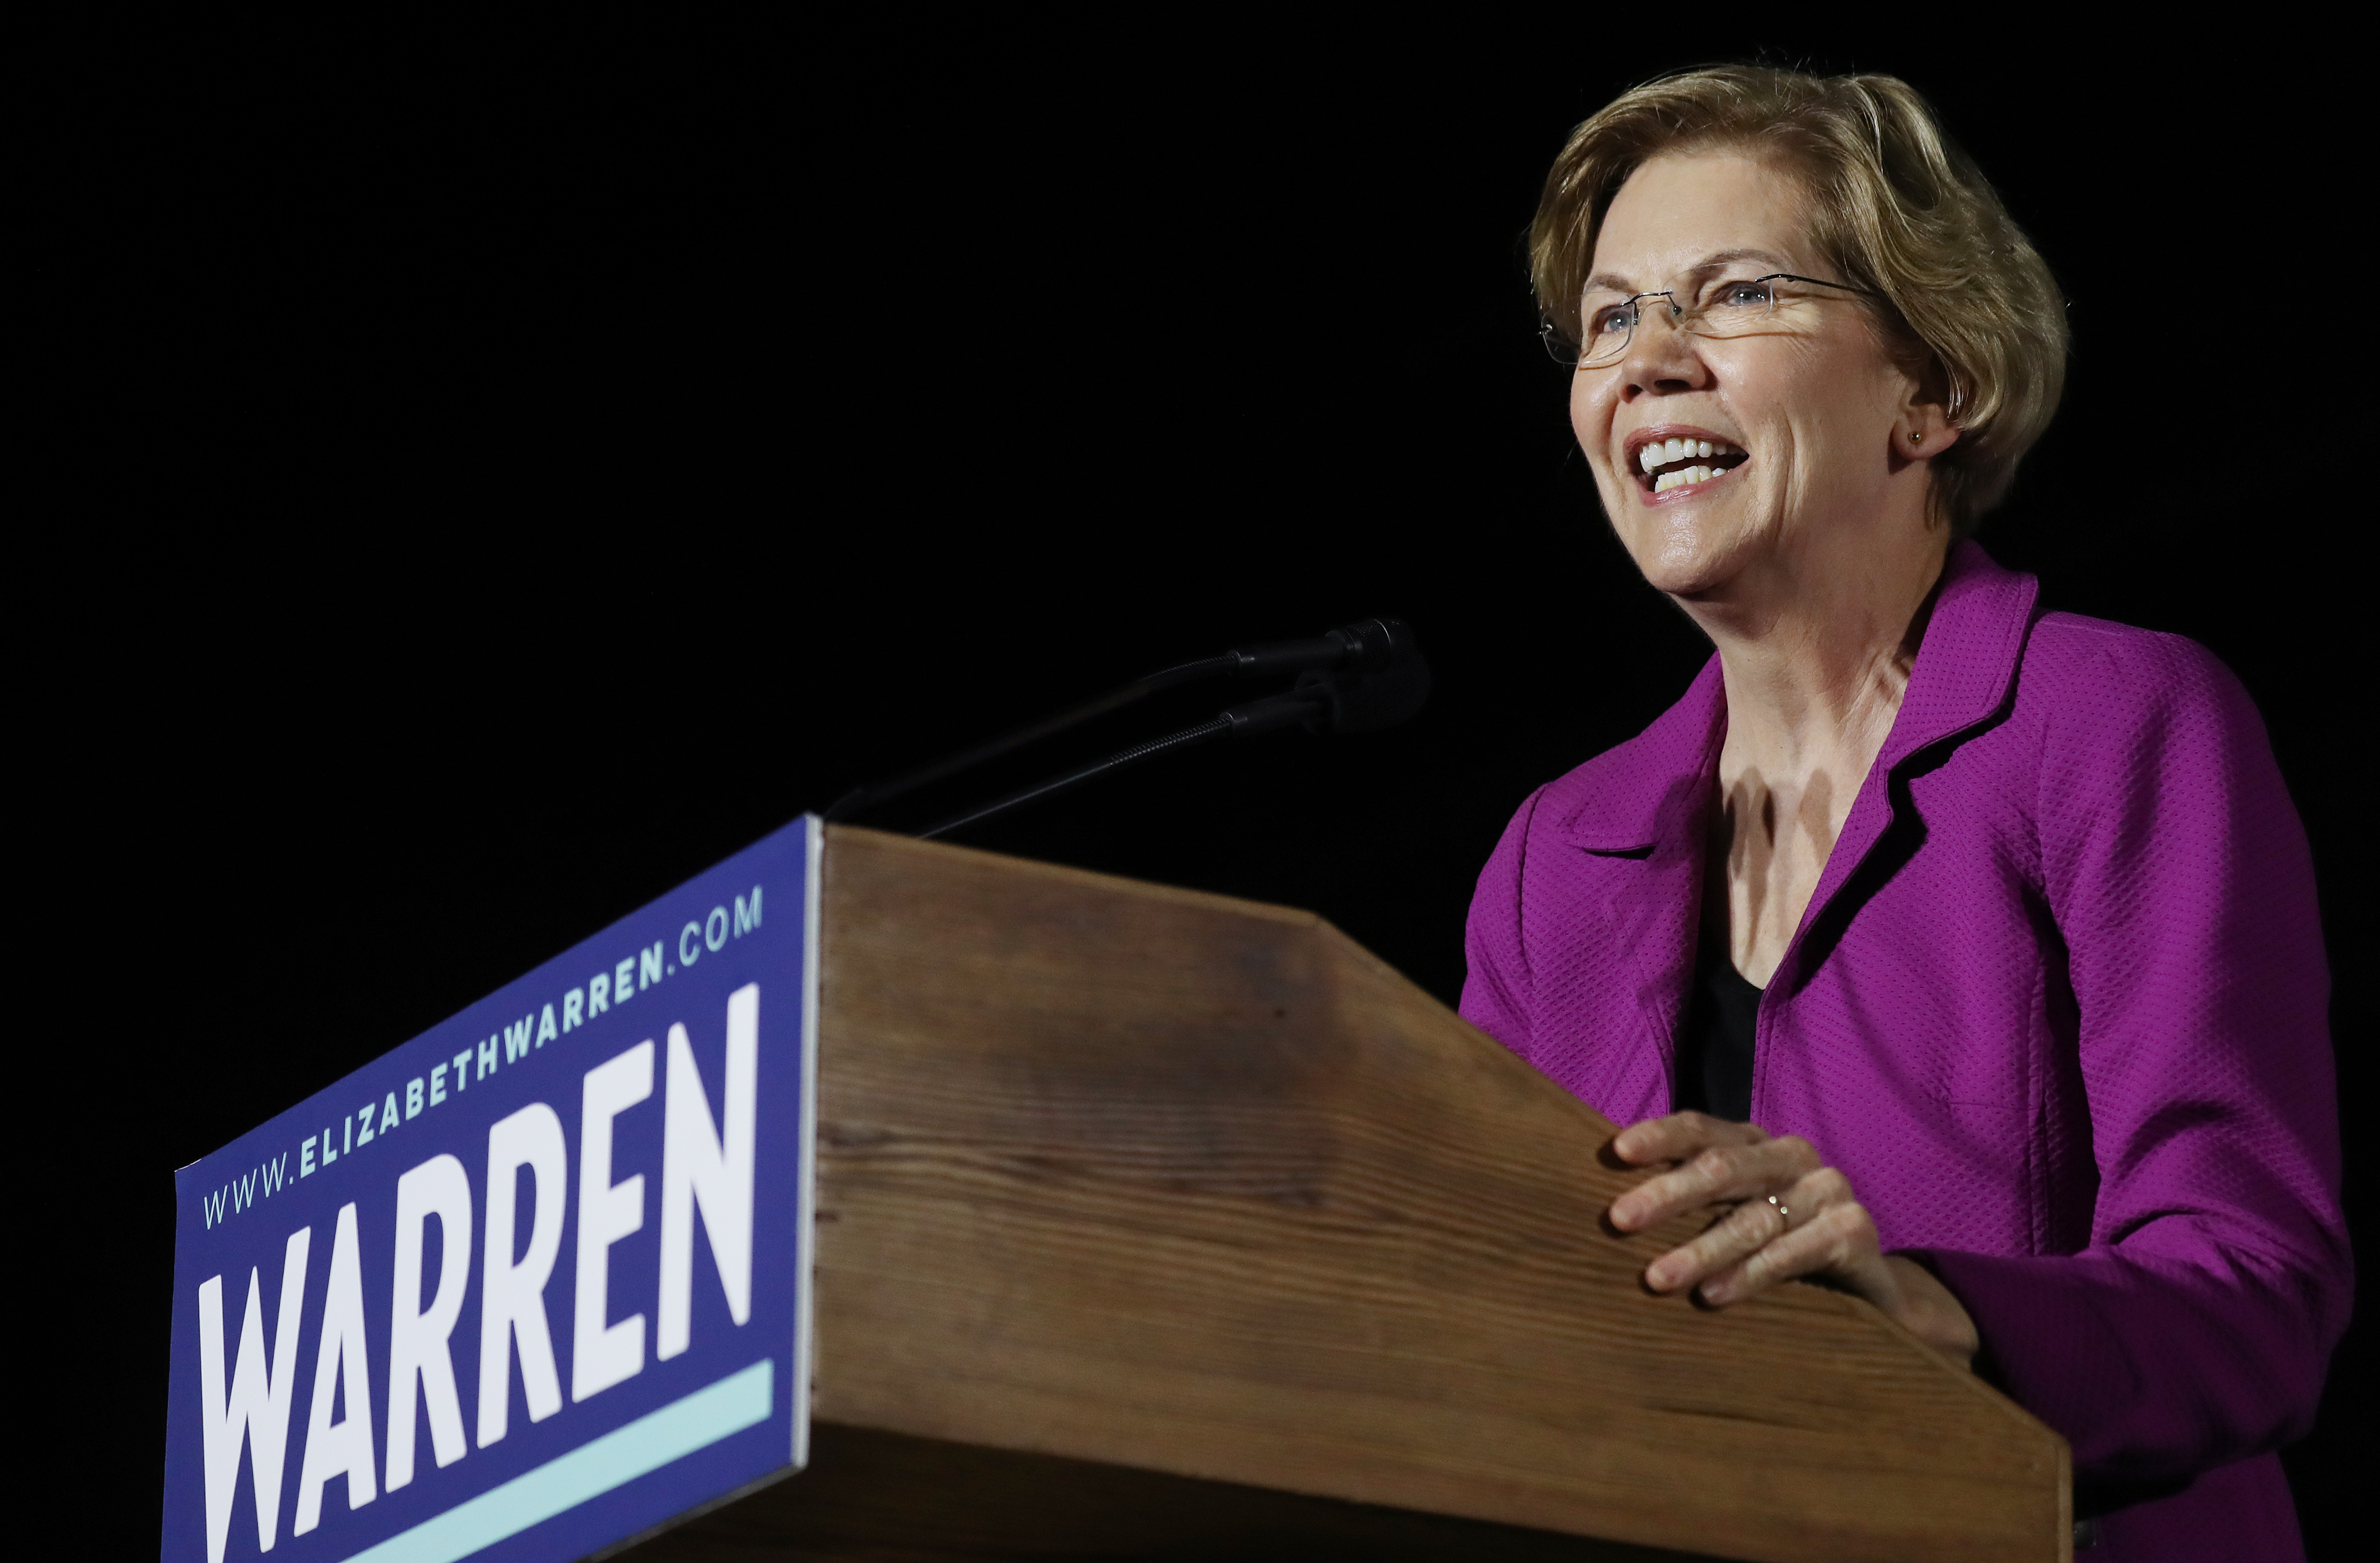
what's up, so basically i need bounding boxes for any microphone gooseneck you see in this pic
[915,716,1237,840]
[828,618,1426,832]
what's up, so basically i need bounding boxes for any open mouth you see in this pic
[1630,434,1749,496]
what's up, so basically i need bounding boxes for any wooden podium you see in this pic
[625,825,2069,1562]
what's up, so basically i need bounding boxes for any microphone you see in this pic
[1217,648,1434,739]
[825,618,1420,823]
[1224,617,1419,680]
[1300,643,1433,734]
[914,630,1431,839]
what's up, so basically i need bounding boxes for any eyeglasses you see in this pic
[1541,273,1882,369]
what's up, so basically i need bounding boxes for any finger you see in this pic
[1792,1164,1853,1210]
[1611,1134,1821,1231]
[1611,1112,1761,1167]
[1699,1200,1881,1306]
[1642,1193,1792,1294]
[1636,1157,1852,1290]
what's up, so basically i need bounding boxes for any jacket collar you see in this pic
[1871,540,2040,772]
[1549,656,1727,855]
[1546,540,2040,858]
[1786,542,2037,992]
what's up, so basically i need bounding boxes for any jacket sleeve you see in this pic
[1458,785,1546,1061]
[1913,626,2350,1481]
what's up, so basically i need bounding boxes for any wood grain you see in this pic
[618,1422,1711,1561]
[796,826,2066,1563]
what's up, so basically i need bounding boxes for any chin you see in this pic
[1615,503,1757,599]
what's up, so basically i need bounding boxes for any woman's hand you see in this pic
[1607,1112,1981,1367]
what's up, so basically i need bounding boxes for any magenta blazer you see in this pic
[1460,543,2349,1560]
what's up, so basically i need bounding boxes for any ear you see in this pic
[1898,412,1958,460]
[1897,369,1960,460]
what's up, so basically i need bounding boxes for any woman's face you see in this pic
[1570,149,1939,599]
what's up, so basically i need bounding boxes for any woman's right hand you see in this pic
[1606,1112,1979,1367]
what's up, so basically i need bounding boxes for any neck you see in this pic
[1684,527,1950,765]
[1684,521,1951,986]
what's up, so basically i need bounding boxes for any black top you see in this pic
[1674,930,1762,1122]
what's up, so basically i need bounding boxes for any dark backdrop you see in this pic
[33,17,2360,1558]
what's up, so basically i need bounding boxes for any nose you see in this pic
[1618,306,1710,399]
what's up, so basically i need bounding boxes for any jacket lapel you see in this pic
[1551,659,1728,1110]
[1773,542,2041,998]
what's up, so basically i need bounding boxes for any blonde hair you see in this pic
[1530,66,2065,535]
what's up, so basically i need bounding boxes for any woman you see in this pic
[1461,68,2348,1560]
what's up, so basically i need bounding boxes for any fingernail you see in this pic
[1645,1260,1675,1290]
[1699,1279,1732,1305]
[1610,1199,1638,1230]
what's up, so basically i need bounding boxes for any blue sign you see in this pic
[163,818,820,1563]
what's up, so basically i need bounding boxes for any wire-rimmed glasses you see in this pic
[1541,273,1881,368]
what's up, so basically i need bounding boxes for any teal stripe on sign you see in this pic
[340,1359,775,1563]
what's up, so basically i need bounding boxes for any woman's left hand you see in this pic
[1607,1112,1981,1367]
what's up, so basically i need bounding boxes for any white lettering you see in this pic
[385,1155,472,1490]
[733,887,762,938]
[639,942,663,991]
[613,958,636,1005]
[451,1050,472,1091]
[679,922,702,967]
[535,1004,557,1047]
[405,1079,424,1120]
[477,1104,567,1447]
[573,1042,652,1402]
[588,974,610,1016]
[659,986,757,1360]
[563,988,585,1031]
[294,1204,375,1535]
[301,1136,317,1178]
[477,1036,498,1080]
[430,1065,447,1105]
[197,1226,310,1563]
[503,1016,534,1065]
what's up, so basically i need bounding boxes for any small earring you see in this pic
[1909,431,1923,443]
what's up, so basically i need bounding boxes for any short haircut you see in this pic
[1530,66,2066,535]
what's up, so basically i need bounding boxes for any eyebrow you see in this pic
[1583,248,1802,296]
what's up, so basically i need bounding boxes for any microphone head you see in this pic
[1298,645,1431,734]
[1331,617,1417,674]
[1230,617,1415,680]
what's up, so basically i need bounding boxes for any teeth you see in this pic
[1634,438,1744,486]
[1652,464,1730,493]
[1637,439,1738,467]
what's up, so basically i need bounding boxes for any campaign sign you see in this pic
[163,817,820,1563]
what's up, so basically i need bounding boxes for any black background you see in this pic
[31,15,2362,1558]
